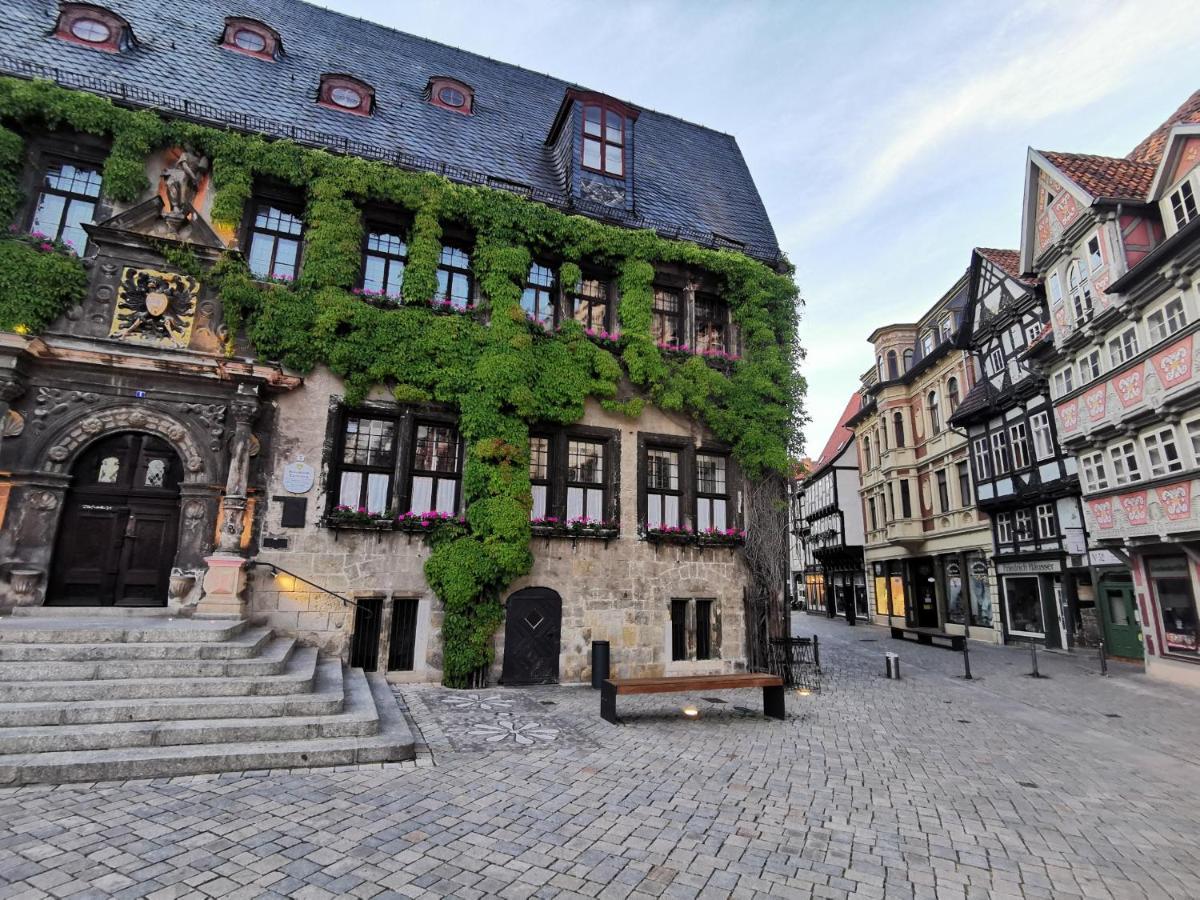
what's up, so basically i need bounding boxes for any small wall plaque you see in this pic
[282,459,315,494]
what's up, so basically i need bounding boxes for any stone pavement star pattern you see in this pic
[1,615,1199,899]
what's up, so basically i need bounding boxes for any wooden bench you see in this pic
[890,626,965,651]
[600,672,785,724]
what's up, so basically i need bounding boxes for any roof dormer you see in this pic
[220,17,282,61]
[54,3,134,53]
[547,89,639,214]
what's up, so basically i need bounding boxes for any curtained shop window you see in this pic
[1151,556,1198,656]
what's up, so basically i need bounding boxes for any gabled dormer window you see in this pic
[54,4,133,53]
[582,101,625,177]
[427,77,474,115]
[318,75,375,117]
[1170,181,1198,230]
[220,17,281,60]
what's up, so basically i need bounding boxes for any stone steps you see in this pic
[0,626,273,661]
[0,636,295,680]
[0,615,415,783]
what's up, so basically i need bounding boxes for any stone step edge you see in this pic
[0,668,379,754]
[0,671,416,784]
[0,636,296,681]
[0,658,345,727]
[0,620,248,644]
[0,627,274,661]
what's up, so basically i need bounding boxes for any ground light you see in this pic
[682,707,699,718]
[795,688,812,696]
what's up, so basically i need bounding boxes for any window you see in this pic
[696,599,713,660]
[1080,349,1102,383]
[1068,260,1093,325]
[927,391,941,435]
[1053,367,1075,397]
[995,512,1012,544]
[1036,503,1057,539]
[247,204,303,280]
[921,333,934,355]
[336,415,397,515]
[1005,576,1045,637]
[957,462,971,508]
[1015,509,1033,541]
[409,424,462,514]
[1107,327,1138,368]
[936,469,949,514]
[1169,181,1199,230]
[946,377,960,412]
[436,245,473,310]
[361,229,407,300]
[1080,451,1108,492]
[1187,417,1200,465]
[427,77,474,115]
[694,295,728,354]
[862,436,872,470]
[1147,298,1187,343]
[939,316,954,342]
[30,160,101,253]
[318,74,374,116]
[569,275,610,332]
[566,439,605,520]
[1024,321,1044,345]
[582,102,624,177]
[1142,426,1183,479]
[522,262,557,327]
[645,447,681,528]
[1108,440,1141,486]
[220,17,279,59]
[696,453,729,531]
[1151,556,1198,656]
[670,599,688,661]
[893,411,905,448]
[671,598,716,661]
[1048,271,1063,306]
[886,350,899,379]
[867,497,877,531]
[987,348,1005,376]
[973,437,992,480]
[1030,411,1054,461]
[900,480,912,518]
[990,430,1010,475]
[902,349,913,372]
[54,4,130,52]
[529,435,550,519]
[1009,422,1030,470]
[1087,235,1103,272]
[652,287,683,347]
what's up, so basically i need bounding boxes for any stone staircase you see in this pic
[0,608,415,785]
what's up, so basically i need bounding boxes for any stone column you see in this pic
[196,384,259,618]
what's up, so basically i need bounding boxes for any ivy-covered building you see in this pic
[0,1,799,688]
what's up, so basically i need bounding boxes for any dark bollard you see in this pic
[1030,643,1041,678]
[591,640,610,689]
[962,638,972,680]
[1099,641,1108,677]
[813,635,820,671]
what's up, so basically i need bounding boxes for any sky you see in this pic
[323,0,1200,456]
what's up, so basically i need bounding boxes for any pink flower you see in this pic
[39,242,53,252]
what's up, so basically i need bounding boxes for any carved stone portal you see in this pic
[109,267,199,348]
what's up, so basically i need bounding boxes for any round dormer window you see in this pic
[329,87,363,109]
[438,86,466,109]
[70,18,111,43]
[233,28,266,52]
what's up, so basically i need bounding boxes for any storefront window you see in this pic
[854,573,868,618]
[833,581,846,616]
[968,556,992,628]
[1150,556,1198,656]
[945,560,965,625]
[1005,576,1045,637]
[889,564,907,619]
[874,563,889,616]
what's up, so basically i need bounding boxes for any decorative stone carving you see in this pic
[110,267,200,348]
[186,455,203,473]
[8,568,41,597]
[179,402,227,452]
[33,387,100,432]
[183,499,206,522]
[81,417,103,434]
[30,490,59,511]
[161,150,210,230]
[39,405,209,482]
[2,410,24,437]
[580,179,625,207]
[47,445,69,462]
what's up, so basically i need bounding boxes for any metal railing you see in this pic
[0,55,786,267]
[247,560,370,620]
[768,636,821,692]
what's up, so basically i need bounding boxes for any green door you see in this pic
[1099,581,1143,659]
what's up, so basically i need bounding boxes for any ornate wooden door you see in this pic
[501,588,562,685]
[49,433,182,607]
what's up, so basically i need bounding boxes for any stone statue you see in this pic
[161,150,209,229]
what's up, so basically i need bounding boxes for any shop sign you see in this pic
[996,559,1062,575]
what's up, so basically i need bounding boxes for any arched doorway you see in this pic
[48,432,183,606]
[501,587,562,685]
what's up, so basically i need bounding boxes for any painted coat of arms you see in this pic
[110,267,200,348]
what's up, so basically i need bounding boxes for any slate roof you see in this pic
[1040,151,1156,202]
[1127,88,1200,166]
[0,0,781,261]
[808,392,861,479]
[947,380,998,428]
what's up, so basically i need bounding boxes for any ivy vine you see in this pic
[0,76,805,686]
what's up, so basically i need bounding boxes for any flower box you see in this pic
[325,505,392,529]
[531,516,619,542]
[394,510,464,533]
[642,525,696,545]
[583,327,621,352]
[697,528,747,548]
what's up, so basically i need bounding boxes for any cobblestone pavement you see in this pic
[3,616,1200,899]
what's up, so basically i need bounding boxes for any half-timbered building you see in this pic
[950,248,1130,651]
[1022,90,1200,685]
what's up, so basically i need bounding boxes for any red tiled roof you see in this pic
[810,393,862,475]
[975,247,1036,285]
[1127,88,1200,166]
[1041,151,1156,202]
